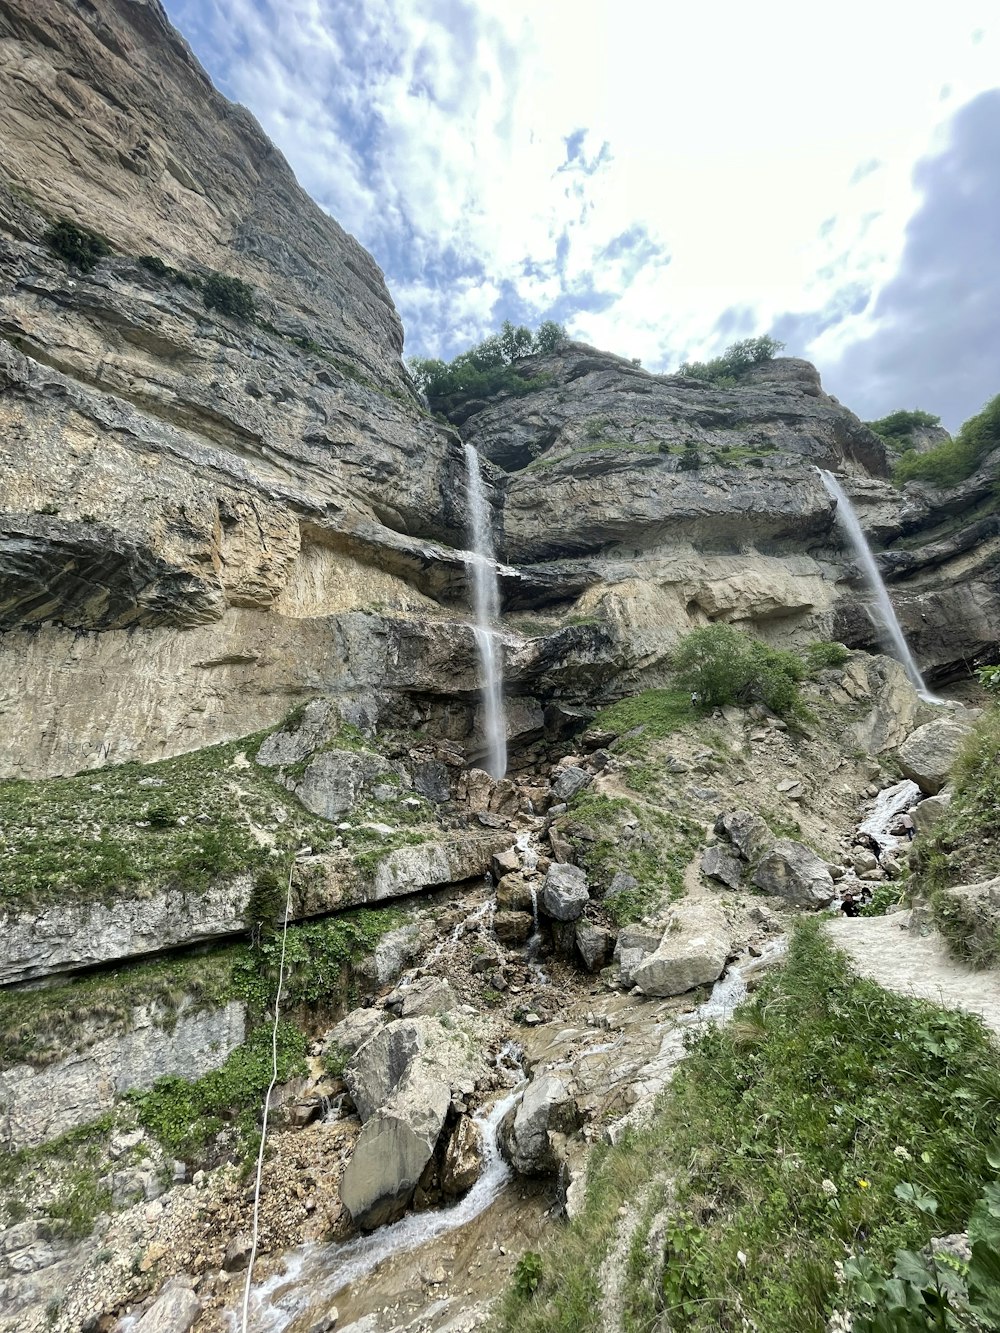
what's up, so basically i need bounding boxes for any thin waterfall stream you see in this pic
[819,469,940,702]
[463,442,507,779]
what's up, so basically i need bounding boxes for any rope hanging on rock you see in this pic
[240,857,296,1333]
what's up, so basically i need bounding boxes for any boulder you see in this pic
[898,718,974,796]
[913,792,952,836]
[355,924,423,989]
[851,848,879,875]
[340,1066,451,1229]
[293,749,397,821]
[400,979,456,1018]
[322,1008,386,1063]
[496,872,535,913]
[576,922,615,972]
[492,846,521,879]
[540,864,590,922]
[632,901,731,998]
[713,809,772,862]
[441,1114,484,1196]
[412,760,451,804]
[752,840,836,908]
[604,871,639,902]
[613,925,663,987]
[700,844,743,889]
[493,911,534,947]
[499,1075,578,1175]
[344,1020,424,1124]
[131,1284,201,1333]
[551,766,593,803]
[933,878,1000,962]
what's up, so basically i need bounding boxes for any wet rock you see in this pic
[400,979,456,1019]
[441,1115,485,1196]
[913,791,952,835]
[496,872,536,913]
[898,717,975,796]
[701,844,743,889]
[413,761,451,804]
[614,925,663,987]
[752,840,836,908]
[539,863,590,922]
[493,911,533,947]
[492,846,521,879]
[576,922,615,972]
[551,766,593,803]
[713,809,773,862]
[632,901,731,997]
[322,1008,387,1063]
[500,1075,578,1175]
[548,831,574,863]
[223,1233,253,1272]
[340,1067,451,1229]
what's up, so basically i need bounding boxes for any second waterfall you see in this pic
[464,442,508,779]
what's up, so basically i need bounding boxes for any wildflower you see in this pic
[893,1146,912,1162]
[857,1178,871,1189]
[822,1179,838,1196]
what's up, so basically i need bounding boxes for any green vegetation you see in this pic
[671,623,808,718]
[977,665,1000,695]
[201,270,256,321]
[593,688,694,740]
[915,706,1000,962]
[894,394,1000,488]
[407,319,564,419]
[44,219,112,273]
[0,731,337,910]
[677,334,785,387]
[131,1021,307,1161]
[0,1116,116,1238]
[804,640,852,673]
[558,792,702,924]
[866,408,942,454]
[860,880,909,918]
[845,1170,1000,1331]
[500,925,1000,1333]
[0,947,241,1067]
[138,253,199,290]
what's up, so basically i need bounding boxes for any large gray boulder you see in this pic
[540,863,590,922]
[293,748,398,821]
[752,840,836,908]
[701,844,743,889]
[322,1008,386,1064]
[933,878,1000,962]
[499,1075,578,1175]
[339,1066,451,1229]
[913,792,952,836]
[344,1020,424,1123]
[713,809,772,863]
[632,901,732,998]
[898,718,974,796]
[131,1283,201,1332]
[441,1114,484,1197]
[551,766,593,803]
[576,921,615,972]
[613,925,663,987]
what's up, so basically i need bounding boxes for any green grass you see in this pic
[558,791,702,924]
[499,923,1000,1333]
[0,1116,116,1237]
[593,688,695,740]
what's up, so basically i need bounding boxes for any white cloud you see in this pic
[164,0,999,412]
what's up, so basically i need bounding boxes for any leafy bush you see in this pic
[44,219,112,273]
[407,319,565,419]
[894,394,1000,487]
[976,665,1000,695]
[866,409,941,454]
[671,623,807,717]
[804,640,852,674]
[677,334,785,386]
[513,1252,544,1300]
[202,270,256,322]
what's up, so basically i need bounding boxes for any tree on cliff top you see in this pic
[893,393,1000,488]
[677,334,785,387]
[407,319,566,419]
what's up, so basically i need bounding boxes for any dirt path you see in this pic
[825,912,1000,1038]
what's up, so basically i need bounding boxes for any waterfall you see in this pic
[464,442,507,778]
[819,469,936,700]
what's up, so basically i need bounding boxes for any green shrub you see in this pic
[407,319,565,419]
[977,665,1000,695]
[677,334,784,385]
[866,409,941,454]
[44,219,112,273]
[202,270,256,322]
[513,1252,544,1300]
[670,623,807,717]
[804,640,852,674]
[894,394,1000,487]
[138,254,170,277]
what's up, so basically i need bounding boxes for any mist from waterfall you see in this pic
[463,443,507,778]
[819,469,935,700]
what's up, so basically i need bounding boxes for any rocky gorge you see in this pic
[2,3,1000,1332]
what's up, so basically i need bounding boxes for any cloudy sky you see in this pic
[163,0,999,429]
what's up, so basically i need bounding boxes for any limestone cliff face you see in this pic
[0,0,996,782]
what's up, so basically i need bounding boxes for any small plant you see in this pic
[678,441,701,470]
[976,665,1000,694]
[202,270,256,322]
[861,881,908,917]
[513,1251,544,1300]
[804,640,852,673]
[138,254,170,277]
[44,219,112,273]
[143,803,178,828]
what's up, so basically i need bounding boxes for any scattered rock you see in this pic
[576,922,615,972]
[496,872,535,913]
[604,871,639,902]
[614,925,663,987]
[548,831,574,863]
[493,911,533,947]
[700,844,743,889]
[913,791,952,835]
[492,846,521,879]
[713,809,772,862]
[322,1008,387,1062]
[344,1020,424,1123]
[551,766,593,802]
[412,760,451,804]
[400,978,456,1018]
[130,1283,201,1333]
[539,863,590,922]
[222,1233,253,1273]
[752,840,836,908]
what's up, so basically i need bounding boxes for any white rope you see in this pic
[240,859,296,1333]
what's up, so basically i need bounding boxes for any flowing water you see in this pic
[238,1085,525,1333]
[464,443,507,779]
[818,469,938,701]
